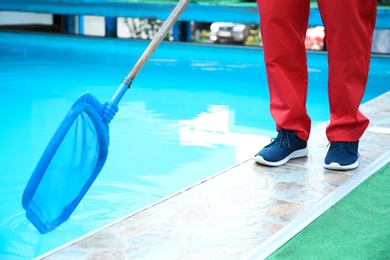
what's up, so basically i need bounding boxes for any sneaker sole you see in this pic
[253,147,309,167]
[323,160,359,171]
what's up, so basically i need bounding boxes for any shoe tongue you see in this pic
[278,131,291,147]
[333,142,352,150]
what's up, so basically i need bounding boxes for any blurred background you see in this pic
[0,0,389,53]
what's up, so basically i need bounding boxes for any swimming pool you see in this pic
[0,31,389,259]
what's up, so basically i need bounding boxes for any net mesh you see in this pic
[30,111,100,227]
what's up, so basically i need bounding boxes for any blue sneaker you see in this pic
[323,141,359,170]
[254,129,308,166]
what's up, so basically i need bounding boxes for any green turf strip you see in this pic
[267,161,390,259]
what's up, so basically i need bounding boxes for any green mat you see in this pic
[268,161,390,259]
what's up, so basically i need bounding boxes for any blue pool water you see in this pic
[0,32,389,259]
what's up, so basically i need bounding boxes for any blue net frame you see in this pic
[22,93,117,234]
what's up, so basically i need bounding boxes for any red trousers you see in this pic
[256,0,377,142]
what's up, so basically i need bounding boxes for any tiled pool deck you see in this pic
[41,91,390,260]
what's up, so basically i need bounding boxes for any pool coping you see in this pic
[244,148,390,259]
[35,157,254,259]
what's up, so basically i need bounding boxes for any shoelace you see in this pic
[327,142,360,156]
[270,129,291,149]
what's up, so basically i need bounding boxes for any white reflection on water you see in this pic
[177,104,269,162]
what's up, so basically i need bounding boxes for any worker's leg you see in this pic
[254,0,310,166]
[256,0,311,142]
[319,0,377,170]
